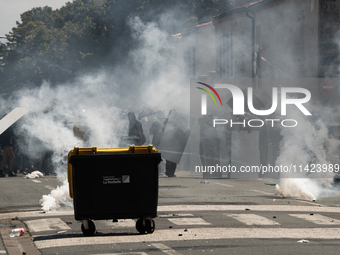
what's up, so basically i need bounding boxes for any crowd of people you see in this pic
[127,111,178,177]
[0,109,178,178]
[0,124,55,178]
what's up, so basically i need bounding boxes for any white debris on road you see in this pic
[24,171,44,179]
[297,239,310,243]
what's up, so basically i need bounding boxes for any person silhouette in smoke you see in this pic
[128,112,145,146]
[199,112,221,179]
[163,110,177,177]
[0,126,16,177]
[149,113,164,149]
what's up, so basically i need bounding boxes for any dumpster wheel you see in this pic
[81,220,96,236]
[136,218,155,234]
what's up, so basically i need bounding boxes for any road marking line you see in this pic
[152,243,180,255]
[250,190,273,195]
[25,218,71,232]
[159,214,194,218]
[3,205,340,220]
[158,205,340,213]
[87,253,147,255]
[168,217,211,225]
[294,200,323,206]
[44,185,55,190]
[225,214,280,225]
[34,228,340,249]
[31,180,41,183]
[212,182,234,187]
[0,251,6,254]
[289,214,340,225]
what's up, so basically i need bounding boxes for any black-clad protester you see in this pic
[149,118,163,148]
[163,110,177,177]
[128,112,146,146]
[0,127,16,177]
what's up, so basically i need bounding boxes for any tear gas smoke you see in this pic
[275,103,340,201]
[3,15,191,212]
[40,180,73,212]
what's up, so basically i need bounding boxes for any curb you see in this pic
[0,219,40,255]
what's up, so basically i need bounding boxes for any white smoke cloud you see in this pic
[275,102,340,201]
[2,14,193,212]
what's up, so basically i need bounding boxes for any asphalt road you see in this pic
[1,171,340,255]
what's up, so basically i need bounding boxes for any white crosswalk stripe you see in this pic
[167,217,211,225]
[159,213,211,225]
[4,205,340,220]
[152,243,180,255]
[33,228,340,249]
[289,214,340,225]
[159,214,194,218]
[87,253,147,255]
[10,204,340,250]
[25,218,71,232]
[225,214,280,225]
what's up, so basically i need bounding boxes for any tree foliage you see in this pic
[0,0,235,92]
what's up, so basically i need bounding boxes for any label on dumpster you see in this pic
[122,175,130,183]
[103,176,121,184]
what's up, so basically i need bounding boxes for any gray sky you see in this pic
[0,0,71,39]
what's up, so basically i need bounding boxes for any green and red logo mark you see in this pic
[196,82,223,106]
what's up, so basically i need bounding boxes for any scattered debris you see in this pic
[57,230,67,234]
[265,183,278,186]
[273,216,276,218]
[297,239,309,243]
[200,181,210,184]
[169,226,172,228]
[11,216,18,220]
[310,213,314,215]
[179,234,183,236]
[66,222,72,225]
[184,229,188,232]
[9,228,25,237]
[245,208,250,211]
[24,171,44,179]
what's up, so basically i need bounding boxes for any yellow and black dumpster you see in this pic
[67,145,161,236]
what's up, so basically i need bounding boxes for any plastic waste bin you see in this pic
[68,145,161,236]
